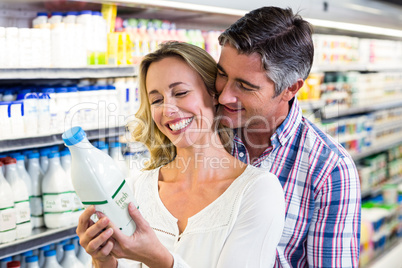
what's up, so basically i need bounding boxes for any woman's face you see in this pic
[146,56,217,149]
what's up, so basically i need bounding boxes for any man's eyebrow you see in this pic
[217,64,260,90]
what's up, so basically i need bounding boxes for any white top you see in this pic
[118,165,285,268]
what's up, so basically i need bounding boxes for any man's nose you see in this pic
[218,82,237,105]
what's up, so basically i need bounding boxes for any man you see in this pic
[215,6,361,268]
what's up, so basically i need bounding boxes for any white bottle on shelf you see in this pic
[0,257,12,268]
[42,152,73,229]
[27,152,44,228]
[0,161,17,244]
[70,236,81,256]
[77,246,92,268]
[20,250,33,267]
[18,28,33,68]
[2,157,32,239]
[0,27,5,69]
[62,126,138,236]
[92,11,107,65]
[38,245,50,267]
[25,255,40,268]
[0,102,12,140]
[42,250,62,268]
[5,27,19,68]
[56,239,68,263]
[49,12,66,67]
[32,12,49,29]
[76,10,94,65]
[60,244,85,268]
[37,92,51,135]
[9,101,25,138]
[62,11,78,68]
[39,148,50,173]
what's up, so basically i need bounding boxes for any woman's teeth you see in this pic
[169,118,193,131]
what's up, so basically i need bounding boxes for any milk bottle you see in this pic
[42,250,62,268]
[27,153,44,228]
[0,162,17,244]
[60,244,85,268]
[42,152,73,228]
[14,155,33,223]
[2,157,32,239]
[62,126,138,236]
[25,255,40,268]
[76,247,92,268]
[38,245,50,267]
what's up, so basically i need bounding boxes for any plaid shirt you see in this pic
[232,98,361,268]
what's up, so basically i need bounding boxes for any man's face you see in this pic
[215,44,290,131]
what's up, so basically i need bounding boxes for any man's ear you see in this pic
[282,79,304,101]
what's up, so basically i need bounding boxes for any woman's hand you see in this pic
[109,202,174,268]
[76,205,117,268]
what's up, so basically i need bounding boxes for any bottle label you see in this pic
[72,192,84,211]
[0,206,17,232]
[30,195,44,216]
[14,200,31,224]
[43,191,73,213]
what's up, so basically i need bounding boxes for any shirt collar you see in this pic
[273,97,302,147]
[232,97,302,150]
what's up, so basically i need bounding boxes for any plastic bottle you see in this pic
[55,87,69,133]
[70,236,81,256]
[18,28,33,68]
[37,92,51,135]
[56,239,68,263]
[6,261,20,268]
[0,27,6,69]
[60,244,85,268]
[0,257,12,268]
[41,88,57,133]
[76,247,92,268]
[0,162,17,244]
[42,152,73,229]
[2,157,32,239]
[39,148,50,173]
[30,29,42,67]
[49,12,66,67]
[109,142,129,178]
[27,153,44,228]
[38,245,50,267]
[5,27,19,68]
[92,11,107,65]
[0,102,11,140]
[76,11,94,65]
[9,101,25,138]
[62,11,78,68]
[25,255,40,268]
[32,12,49,29]
[62,126,138,236]
[42,250,62,268]
[20,250,33,267]
[17,91,38,137]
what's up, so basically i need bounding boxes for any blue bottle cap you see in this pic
[60,149,71,156]
[28,152,40,159]
[62,126,87,146]
[0,257,12,262]
[22,250,33,256]
[44,250,56,257]
[63,244,75,251]
[37,12,48,17]
[48,152,60,159]
[39,245,51,251]
[26,255,39,263]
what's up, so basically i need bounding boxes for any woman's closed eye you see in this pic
[151,98,163,105]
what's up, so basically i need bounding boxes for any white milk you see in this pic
[43,250,62,268]
[42,152,73,228]
[62,126,138,236]
[0,162,17,243]
[26,255,40,268]
[77,247,92,268]
[38,245,50,267]
[27,152,44,228]
[15,155,33,229]
[3,157,32,239]
[60,244,85,268]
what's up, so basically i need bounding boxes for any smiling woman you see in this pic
[75,41,285,268]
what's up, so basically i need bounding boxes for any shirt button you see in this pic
[239,152,245,157]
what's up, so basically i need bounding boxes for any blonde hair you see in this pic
[131,41,232,170]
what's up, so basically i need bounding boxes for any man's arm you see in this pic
[308,156,361,268]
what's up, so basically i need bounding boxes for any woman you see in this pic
[76,41,285,268]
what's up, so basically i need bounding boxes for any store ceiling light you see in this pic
[109,0,402,38]
[344,3,383,15]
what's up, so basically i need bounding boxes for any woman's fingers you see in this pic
[128,202,148,230]
[86,227,114,254]
[76,205,96,236]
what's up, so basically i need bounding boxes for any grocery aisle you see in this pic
[0,0,402,267]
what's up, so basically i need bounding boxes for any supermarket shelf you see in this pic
[366,238,402,268]
[361,176,402,199]
[321,99,402,119]
[299,100,325,111]
[0,66,137,79]
[311,63,402,73]
[350,137,402,161]
[0,226,77,259]
[0,126,126,153]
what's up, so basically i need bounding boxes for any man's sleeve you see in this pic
[308,156,361,267]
